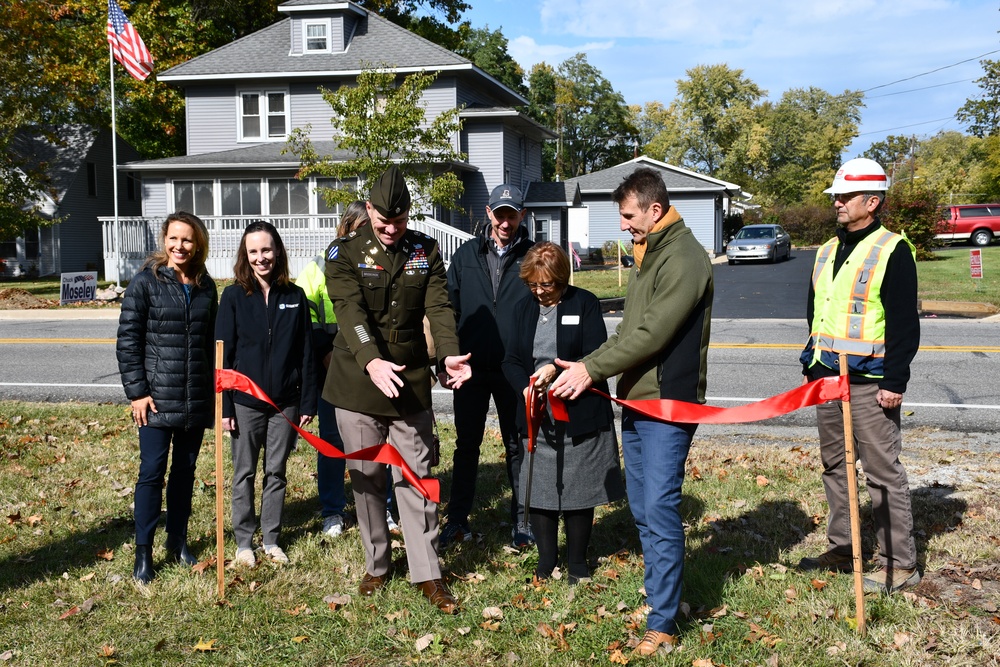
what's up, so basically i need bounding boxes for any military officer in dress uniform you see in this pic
[324,165,472,614]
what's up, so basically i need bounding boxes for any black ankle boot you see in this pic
[164,533,197,566]
[133,545,154,583]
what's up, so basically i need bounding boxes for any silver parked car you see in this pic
[726,224,792,264]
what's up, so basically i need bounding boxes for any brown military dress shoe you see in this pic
[358,572,389,597]
[634,630,677,657]
[416,579,460,614]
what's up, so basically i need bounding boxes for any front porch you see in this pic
[100,214,474,282]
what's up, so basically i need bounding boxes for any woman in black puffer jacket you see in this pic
[117,211,218,584]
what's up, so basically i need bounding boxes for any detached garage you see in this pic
[564,156,748,257]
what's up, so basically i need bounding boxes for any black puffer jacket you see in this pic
[117,266,219,430]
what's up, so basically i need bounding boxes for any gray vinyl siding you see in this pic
[422,79,460,150]
[187,85,239,155]
[456,81,506,108]
[461,124,504,233]
[291,14,348,55]
[582,197,622,254]
[582,193,716,254]
[58,132,141,275]
[142,177,168,218]
[291,82,340,139]
[669,194,714,251]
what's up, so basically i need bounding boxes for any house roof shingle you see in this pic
[158,5,526,106]
[524,182,581,207]
[9,125,99,207]
[566,156,740,194]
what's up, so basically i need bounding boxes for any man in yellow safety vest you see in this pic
[797,157,921,594]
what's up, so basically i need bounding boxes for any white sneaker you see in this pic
[322,514,345,538]
[263,544,289,564]
[386,510,400,534]
[234,547,256,567]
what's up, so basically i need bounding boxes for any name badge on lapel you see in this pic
[561,315,580,325]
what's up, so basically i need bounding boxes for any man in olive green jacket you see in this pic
[324,166,471,614]
[552,167,713,656]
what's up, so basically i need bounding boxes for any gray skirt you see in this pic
[519,419,626,512]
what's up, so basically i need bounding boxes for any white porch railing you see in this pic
[99,215,473,283]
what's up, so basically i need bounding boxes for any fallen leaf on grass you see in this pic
[59,606,80,620]
[810,579,827,591]
[756,475,770,487]
[96,549,114,561]
[80,597,98,613]
[285,604,309,616]
[414,634,434,652]
[893,632,911,648]
[608,648,629,664]
[5,513,20,525]
[385,609,410,622]
[826,641,846,656]
[292,636,309,643]
[26,515,43,527]
[480,620,501,632]
[193,638,218,652]
[690,466,702,480]
[192,558,215,575]
[99,645,116,658]
[709,604,728,618]
[603,568,619,580]
[0,650,13,661]
[79,572,96,582]
[482,606,504,620]
[324,594,351,610]
[457,627,471,635]
[972,578,983,590]
[693,659,717,667]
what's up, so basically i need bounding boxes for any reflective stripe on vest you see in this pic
[808,228,905,378]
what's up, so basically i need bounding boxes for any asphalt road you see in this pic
[711,248,812,319]
[1,310,998,432]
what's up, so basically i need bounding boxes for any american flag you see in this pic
[106,0,153,81]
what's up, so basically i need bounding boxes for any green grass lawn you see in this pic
[1,402,997,665]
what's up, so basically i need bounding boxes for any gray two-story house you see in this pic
[111,0,553,280]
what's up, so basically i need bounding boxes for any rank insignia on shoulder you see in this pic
[349,231,357,237]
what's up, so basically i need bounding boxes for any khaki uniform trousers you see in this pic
[336,407,440,583]
[816,382,917,570]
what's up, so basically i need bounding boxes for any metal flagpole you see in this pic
[109,46,123,287]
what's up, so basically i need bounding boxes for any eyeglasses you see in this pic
[526,281,556,290]
[832,192,868,204]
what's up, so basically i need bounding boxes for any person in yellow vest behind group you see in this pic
[297,201,402,538]
[797,158,921,594]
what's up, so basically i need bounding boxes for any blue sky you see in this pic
[464,0,1000,159]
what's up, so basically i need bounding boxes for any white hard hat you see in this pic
[824,158,889,194]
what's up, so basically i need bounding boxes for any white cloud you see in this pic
[508,35,616,71]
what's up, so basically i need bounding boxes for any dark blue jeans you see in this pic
[621,409,696,635]
[134,425,204,546]
[316,396,347,517]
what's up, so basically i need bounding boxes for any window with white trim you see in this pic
[221,180,262,216]
[304,20,330,53]
[239,90,288,140]
[269,179,310,215]
[174,180,214,216]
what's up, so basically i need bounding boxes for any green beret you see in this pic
[368,165,411,217]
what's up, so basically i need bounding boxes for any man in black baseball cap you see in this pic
[441,182,536,549]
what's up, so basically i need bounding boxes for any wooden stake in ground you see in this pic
[215,341,225,599]
[839,352,866,636]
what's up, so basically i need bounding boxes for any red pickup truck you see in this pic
[936,204,1000,246]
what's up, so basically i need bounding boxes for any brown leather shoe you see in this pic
[416,579,460,614]
[634,630,676,657]
[358,572,389,597]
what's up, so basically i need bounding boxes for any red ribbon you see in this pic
[525,375,544,453]
[216,369,440,503]
[550,375,849,425]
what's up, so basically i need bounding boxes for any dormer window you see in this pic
[239,90,288,141]
[304,20,330,53]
